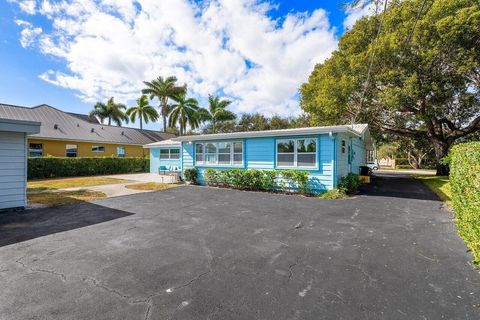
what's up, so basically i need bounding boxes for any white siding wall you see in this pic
[0,131,27,209]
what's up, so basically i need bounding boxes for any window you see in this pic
[117,146,125,157]
[66,144,77,157]
[194,141,243,166]
[92,146,105,153]
[276,138,317,168]
[195,144,204,165]
[29,143,43,157]
[160,148,180,159]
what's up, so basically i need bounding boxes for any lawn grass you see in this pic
[28,190,106,206]
[416,175,452,206]
[27,176,132,192]
[125,182,179,191]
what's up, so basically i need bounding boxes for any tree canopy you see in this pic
[300,0,480,174]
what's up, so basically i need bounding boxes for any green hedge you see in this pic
[203,168,310,194]
[449,142,480,264]
[28,157,149,179]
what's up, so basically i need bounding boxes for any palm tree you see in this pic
[126,95,159,130]
[197,94,236,133]
[168,93,200,135]
[89,97,128,126]
[142,76,186,132]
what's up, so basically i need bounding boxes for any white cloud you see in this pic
[13,0,338,116]
[15,19,42,47]
[343,0,376,30]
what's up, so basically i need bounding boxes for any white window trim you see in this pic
[194,141,243,167]
[66,144,78,157]
[92,145,105,153]
[276,138,318,170]
[29,143,43,157]
[160,148,180,160]
[117,146,125,157]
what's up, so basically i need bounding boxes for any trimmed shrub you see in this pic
[280,170,309,193]
[202,168,312,194]
[449,142,480,264]
[338,173,360,194]
[184,168,198,184]
[28,157,148,179]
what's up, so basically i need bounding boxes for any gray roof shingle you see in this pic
[0,103,174,145]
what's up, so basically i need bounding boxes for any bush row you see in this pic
[189,168,311,194]
[449,142,480,264]
[28,157,149,179]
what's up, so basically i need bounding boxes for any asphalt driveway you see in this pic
[0,173,479,319]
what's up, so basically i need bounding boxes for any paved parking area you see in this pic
[0,173,479,319]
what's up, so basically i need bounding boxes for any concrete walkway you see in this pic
[61,173,181,197]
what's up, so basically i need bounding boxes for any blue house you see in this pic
[146,124,373,193]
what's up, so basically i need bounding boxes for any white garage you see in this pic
[0,118,40,210]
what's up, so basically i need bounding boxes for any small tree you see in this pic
[126,95,158,130]
[197,94,236,134]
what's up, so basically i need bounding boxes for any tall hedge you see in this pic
[449,142,480,264]
[28,157,149,179]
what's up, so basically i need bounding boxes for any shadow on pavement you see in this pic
[0,201,133,247]
[360,172,442,202]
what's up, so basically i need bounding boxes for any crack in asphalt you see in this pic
[15,255,67,281]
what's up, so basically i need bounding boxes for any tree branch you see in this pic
[448,115,480,139]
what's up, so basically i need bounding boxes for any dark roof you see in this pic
[0,103,174,145]
[67,112,100,124]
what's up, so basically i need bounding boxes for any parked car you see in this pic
[367,162,380,170]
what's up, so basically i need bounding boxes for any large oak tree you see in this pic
[300,0,480,175]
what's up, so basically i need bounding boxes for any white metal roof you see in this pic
[143,139,181,148]
[172,124,369,142]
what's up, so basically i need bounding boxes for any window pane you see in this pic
[92,146,104,152]
[218,142,231,154]
[218,154,231,164]
[66,144,77,158]
[277,140,294,153]
[297,154,316,167]
[117,147,125,158]
[160,149,169,159]
[29,143,43,157]
[233,142,242,153]
[233,153,242,164]
[298,139,316,153]
[195,154,203,163]
[205,153,217,164]
[277,153,294,166]
[170,149,180,159]
[195,143,203,154]
[205,143,216,153]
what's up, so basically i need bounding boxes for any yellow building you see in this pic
[0,103,174,158]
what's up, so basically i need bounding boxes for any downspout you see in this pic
[329,131,337,189]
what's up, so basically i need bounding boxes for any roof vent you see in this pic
[77,123,80,127]
[54,124,59,129]
[121,131,124,135]
[91,128,95,133]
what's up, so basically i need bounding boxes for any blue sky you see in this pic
[1,0,366,130]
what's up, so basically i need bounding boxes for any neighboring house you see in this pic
[0,103,174,158]
[0,118,40,210]
[145,124,373,193]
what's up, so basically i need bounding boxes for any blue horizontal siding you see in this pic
[180,134,336,192]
